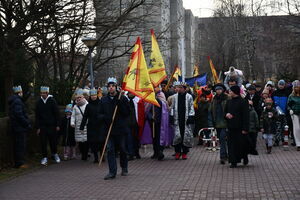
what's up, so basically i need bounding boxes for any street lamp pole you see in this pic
[88,47,94,89]
[82,37,97,89]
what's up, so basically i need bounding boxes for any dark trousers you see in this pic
[127,127,140,157]
[175,122,189,154]
[78,141,89,160]
[249,132,258,150]
[12,131,26,167]
[106,135,128,175]
[153,123,164,156]
[40,127,57,158]
[89,142,104,161]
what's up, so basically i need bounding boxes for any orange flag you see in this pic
[207,56,220,84]
[122,37,159,107]
[148,29,167,87]
[172,66,182,81]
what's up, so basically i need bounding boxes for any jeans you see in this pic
[263,133,273,147]
[217,128,228,159]
[106,135,128,175]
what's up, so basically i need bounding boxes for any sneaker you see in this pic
[182,154,187,160]
[54,154,61,163]
[104,174,116,180]
[175,153,180,160]
[41,157,48,166]
[220,159,226,165]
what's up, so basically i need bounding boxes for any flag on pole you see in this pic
[172,66,182,81]
[193,65,199,77]
[207,56,220,84]
[148,29,167,87]
[122,37,160,107]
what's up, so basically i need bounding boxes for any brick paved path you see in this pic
[1,135,300,200]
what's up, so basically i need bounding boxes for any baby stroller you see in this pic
[198,128,219,152]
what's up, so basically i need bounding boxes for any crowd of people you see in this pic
[8,70,300,180]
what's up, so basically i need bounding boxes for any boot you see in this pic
[157,152,164,161]
[182,154,187,160]
[267,147,272,154]
[71,147,76,159]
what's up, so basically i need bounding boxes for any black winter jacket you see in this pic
[35,96,60,128]
[100,93,130,136]
[8,95,31,133]
[225,96,249,131]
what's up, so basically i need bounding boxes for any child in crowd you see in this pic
[248,101,259,152]
[260,98,278,154]
[60,104,76,160]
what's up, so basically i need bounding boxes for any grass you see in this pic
[0,155,42,183]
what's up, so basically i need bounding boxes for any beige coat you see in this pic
[71,103,88,142]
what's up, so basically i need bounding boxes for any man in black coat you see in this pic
[35,86,60,166]
[225,85,250,168]
[100,78,130,180]
[8,86,31,168]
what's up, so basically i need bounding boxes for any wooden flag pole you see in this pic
[165,67,177,91]
[98,91,122,167]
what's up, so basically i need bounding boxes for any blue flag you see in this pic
[179,73,207,87]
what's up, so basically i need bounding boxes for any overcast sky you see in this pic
[182,0,215,17]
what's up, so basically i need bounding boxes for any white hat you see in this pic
[12,85,22,93]
[40,86,50,93]
[107,77,117,85]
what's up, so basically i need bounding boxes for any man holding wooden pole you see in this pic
[100,77,130,180]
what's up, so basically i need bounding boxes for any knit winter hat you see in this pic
[65,104,73,113]
[230,85,240,95]
[292,80,300,88]
[265,98,273,104]
[278,80,285,86]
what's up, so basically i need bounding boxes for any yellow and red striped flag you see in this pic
[122,37,159,107]
[148,29,167,87]
[207,56,220,84]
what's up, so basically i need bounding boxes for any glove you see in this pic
[186,116,194,125]
[169,116,174,125]
[290,110,294,115]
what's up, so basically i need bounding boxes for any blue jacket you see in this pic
[272,88,289,114]
[8,95,31,133]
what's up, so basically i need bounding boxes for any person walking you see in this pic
[100,77,130,180]
[80,89,104,163]
[71,89,89,160]
[225,85,250,168]
[35,86,61,166]
[8,86,31,168]
[288,80,300,151]
[170,82,195,160]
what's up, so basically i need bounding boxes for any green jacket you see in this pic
[210,93,228,129]
[288,94,300,115]
[249,106,259,133]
